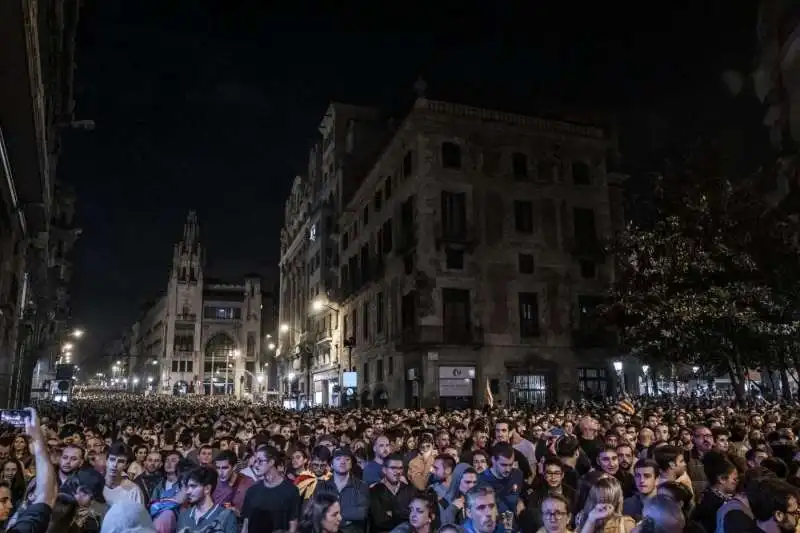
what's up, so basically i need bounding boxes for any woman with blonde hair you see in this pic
[575,476,636,533]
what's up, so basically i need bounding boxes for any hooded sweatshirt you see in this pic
[433,463,471,525]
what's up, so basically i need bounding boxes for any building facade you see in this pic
[278,103,387,407]
[129,212,264,397]
[279,96,625,408]
[0,1,82,407]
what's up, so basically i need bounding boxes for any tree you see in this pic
[604,143,800,403]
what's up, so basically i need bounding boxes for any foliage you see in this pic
[604,143,800,400]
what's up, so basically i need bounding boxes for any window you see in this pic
[362,301,370,341]
[574,208,597,248]
[442,288,471,342]
[578,296,606,330]
[360,244,370,284]
[519,253,535,274]
[343,314,350,339]
[441,191,467,239]
[401,291,416,330]
[572,161,591,185]
[374,191,382,212]
[351,309,358,341]
[363,362,369,384]
[388,356,394,376]
[512,152,528,179]
[173,333,193,352]
[403,252,415,274]
[342,231,349,250]
[363,205,369,226]
[578,368,608,397]
[514,201,534,233]
[384,176,393,199]
[187,361,193,372]
[203,306,241,320]
[377,359,384,381]
[580,259,596,279]
[513,374,549,406]
[382,220,393,253]
[246,333,256,357]
[441,142,461,169]
[445,248,464,270]
[403,151,413,177]
[376,292,385,334]
[171,361,179,372]
[518,292,540,337]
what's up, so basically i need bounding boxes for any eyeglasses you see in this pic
[543,511,568,519]
[545,470,563,477]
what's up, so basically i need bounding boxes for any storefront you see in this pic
[312,369,340,407]
[438,365,476,409]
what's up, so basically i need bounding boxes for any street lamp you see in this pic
[133,377,140,385]
[62,343,73,351]
[692,366,699,373]
[267,342,276,351]
[641,365,650,395]
[71,329,84,339]
[613,360,624,397]
[147,376,153,383]
[280,324,290,333]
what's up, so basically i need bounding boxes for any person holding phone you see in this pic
[6,408,57,533]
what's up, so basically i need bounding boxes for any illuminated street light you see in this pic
[151,360,158,365]
[280,324,289,333]
[266,334,272,339]
[71,329,84,338]
[116,360,122,365]
[133,377,140,385]
[288,372,296,381]
[312,300,324,312]
[257,375,264,384]
[63,343,73,351]
[642,365,649,374]
[147,376,154,383]
[692,366,700,373]
[267,342,276,351]
[613,361,623,372]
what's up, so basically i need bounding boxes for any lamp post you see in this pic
[613,360,624,397]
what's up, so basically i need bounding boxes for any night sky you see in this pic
[61,1,759,363]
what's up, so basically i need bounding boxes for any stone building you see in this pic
[0,1,82,407]
[130,212,264,397]
[278,95,625,408]
[278,103,387,407]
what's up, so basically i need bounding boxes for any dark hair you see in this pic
[652,446,682,474]
[749,478,799,521]
[634,458,659,473]
[107,442,127,459]
[489,442,514,460]
[214,450,237,467]
[181,466,218,492]
[435,455,456,473]
[555,436,579,458]
[383,453,404,466]
[542,457,563,472]
[301,492,339,533]
[702,451,737,484]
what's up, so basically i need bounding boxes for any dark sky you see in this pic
[61,1,759,363]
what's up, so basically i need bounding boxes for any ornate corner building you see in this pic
[0,1,82,407]
[278,95,626,409]
[126,213,264,397]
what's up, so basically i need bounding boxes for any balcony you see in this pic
[396,325,484,351]
[572,328,617,349]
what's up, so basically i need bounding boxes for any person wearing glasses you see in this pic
[369,453,416,533]
[538,493,573,533]
[520,458,574,533]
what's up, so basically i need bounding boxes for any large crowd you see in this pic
[0,394,797,533]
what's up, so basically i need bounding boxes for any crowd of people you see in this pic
[0,393,798,533]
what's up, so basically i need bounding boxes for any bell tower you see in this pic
[172,211,203,284]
